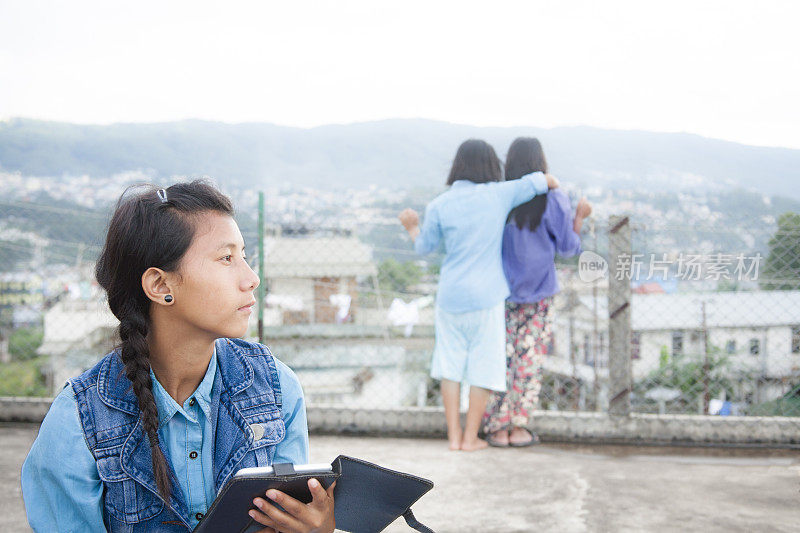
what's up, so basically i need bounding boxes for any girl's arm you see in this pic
[545,191,585,257]
[272,359,310,464]
[573,197,592,234]
[497,172,559,210]
[21,385,105,532]
[399,203,441,255]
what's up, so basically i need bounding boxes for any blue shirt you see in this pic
[21,348,309,532]
[503,188,582,303]
[414,172,548,313]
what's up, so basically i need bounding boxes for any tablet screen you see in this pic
[235,463,333,477]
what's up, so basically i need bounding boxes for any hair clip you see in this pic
[156,188,168,203]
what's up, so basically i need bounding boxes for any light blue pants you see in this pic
[430,301,506,392]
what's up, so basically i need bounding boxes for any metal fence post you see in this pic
[608,215,632,416]
[257,191,265,344]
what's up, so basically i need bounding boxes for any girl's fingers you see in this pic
[308,478,330,503]
[398,208,419,225]
[265,489,308,518]
[252,495,305,532]
[248,505,279,530]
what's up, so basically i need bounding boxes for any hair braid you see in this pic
[118,304,171,502]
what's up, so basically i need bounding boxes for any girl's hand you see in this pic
[545,173,560,189]
[576,197,592,219]
[398,208,420,231]
[398,208,421,241]
[250,479,336,533]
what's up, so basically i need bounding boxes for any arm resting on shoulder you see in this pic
[498,172,553,210]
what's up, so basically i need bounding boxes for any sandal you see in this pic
[508,428,540,447]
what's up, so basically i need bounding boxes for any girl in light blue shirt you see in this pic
[21,181,336,532]
[399,139,558,452]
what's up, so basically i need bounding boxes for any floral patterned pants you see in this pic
[483,298,552,434]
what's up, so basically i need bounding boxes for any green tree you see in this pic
[9,326,44,361]
[634,346,734,414]
[378,258,423,294]
[761,212,800,290]
[0,357,48,396]
[716,279,740,292]
[659,345,670,369]
[0,240,34,271]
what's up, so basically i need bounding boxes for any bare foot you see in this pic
[448,432,463,451]
[460,438,489,451]
[487,430,509,446]
[509,427,537,446]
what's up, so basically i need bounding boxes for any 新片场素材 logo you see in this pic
[578,251,608,282]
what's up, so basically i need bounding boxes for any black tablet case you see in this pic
[333,455,434,533]
[194,455,434,533]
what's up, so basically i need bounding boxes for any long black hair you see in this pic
[95,179,234,502]
[505,137,549,231]
[446,139,502,185]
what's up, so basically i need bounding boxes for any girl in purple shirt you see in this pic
[483,138,592,447]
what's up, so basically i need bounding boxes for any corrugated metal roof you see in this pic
[264,237,377,278]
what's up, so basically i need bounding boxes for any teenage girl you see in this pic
[21,181,335,532]
[399,139,559,451]
[484,137,592,447]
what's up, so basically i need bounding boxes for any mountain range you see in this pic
[1,118,798,198]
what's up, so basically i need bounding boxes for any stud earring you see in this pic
[164,295,174,303]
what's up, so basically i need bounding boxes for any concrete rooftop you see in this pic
[2,424,798,532]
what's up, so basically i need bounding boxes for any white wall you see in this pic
[268,277,315,323]
[40,300,117,354]
[637,325,800,381]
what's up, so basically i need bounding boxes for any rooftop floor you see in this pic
[3,424,798,532]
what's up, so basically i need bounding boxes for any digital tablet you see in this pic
[194,463,340,533]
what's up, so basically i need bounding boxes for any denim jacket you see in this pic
[68,338,287,532]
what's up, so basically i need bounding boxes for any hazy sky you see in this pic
[1,0,799,148]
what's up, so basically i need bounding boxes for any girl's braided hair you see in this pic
[95,179,233,501]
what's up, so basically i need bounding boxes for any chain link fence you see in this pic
[2,191,799,441]
[623,214,800,419]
